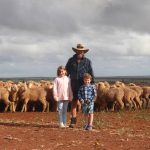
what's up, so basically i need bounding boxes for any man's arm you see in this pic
[65,59,71,76]
[88,60,95,84]
[78,86,84,104]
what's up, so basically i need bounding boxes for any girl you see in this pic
[53,65,73,128]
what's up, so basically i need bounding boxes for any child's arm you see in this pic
[93,96,97,102]
[53,79,58,101]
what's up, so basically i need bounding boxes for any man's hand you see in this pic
[80,99,84,104]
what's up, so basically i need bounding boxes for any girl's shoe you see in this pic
[59,123,65,128]
[64,124,69,128]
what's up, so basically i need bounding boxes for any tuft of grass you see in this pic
[93,117,112,129]
[134,111,150,121]
[116,127,133,136]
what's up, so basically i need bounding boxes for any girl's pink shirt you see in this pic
[53,75,73,101]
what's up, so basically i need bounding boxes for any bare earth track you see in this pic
[0,110,150,150]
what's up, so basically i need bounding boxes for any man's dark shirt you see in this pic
[65,54,95,100]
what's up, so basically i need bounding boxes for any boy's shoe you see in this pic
[83,124,88,130]
[86,125,92,131]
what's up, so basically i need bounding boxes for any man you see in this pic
[65,43,95,128]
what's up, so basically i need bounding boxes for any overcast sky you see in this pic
[0,0,150,77]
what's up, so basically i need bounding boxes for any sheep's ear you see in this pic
[4,82,11,92]
[24,82,28,90]
[28,83,32,88]
[13,84,18,91]
[97,82,102,88]
[6,86,11,92]
[129,83,135,86]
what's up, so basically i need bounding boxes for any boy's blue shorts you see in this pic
[82,102,94,114]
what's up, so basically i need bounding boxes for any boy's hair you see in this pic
[83,73,92,79]
[57,65,67,76]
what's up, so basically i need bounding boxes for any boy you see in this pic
[78,73,97,130]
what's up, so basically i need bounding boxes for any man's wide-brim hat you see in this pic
[72,43,89,53]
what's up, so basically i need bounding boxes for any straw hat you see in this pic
[72,43,89,53]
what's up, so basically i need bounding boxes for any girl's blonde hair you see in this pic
[57,65,67,76]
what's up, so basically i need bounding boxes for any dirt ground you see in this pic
[0,109,150,150]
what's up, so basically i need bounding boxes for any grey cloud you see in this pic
[0,0,150,77]
[100,0,150,33]
[0,0,79,36]
[92,56,150,76]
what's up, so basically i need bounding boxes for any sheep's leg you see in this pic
[111,102,115,112]
[128,98,136,110]
[141,98,146,108]
[135,97,142,109]
[147,97,150,108]
[3,99,11,112]
[21,104,25,112]
[13,101,18,112]
[118,100,124,110]
[40,98,47,112]
[21,99,29,112]
[11,102,15,112]
[46,101,50,112]
[145,95,150,108]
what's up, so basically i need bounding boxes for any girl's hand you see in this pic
[69,97,73,101]
[54,96,58,101]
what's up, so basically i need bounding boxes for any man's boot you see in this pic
[69,117,77,128]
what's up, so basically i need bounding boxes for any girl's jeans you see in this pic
[57,100,69,125]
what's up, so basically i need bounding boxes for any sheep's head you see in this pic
[129,83,136,86]
[97,82,105,90]
[104,81,110,89]
[11,84,18,92]
[115,81,125,87]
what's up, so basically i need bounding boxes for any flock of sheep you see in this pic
[96,81,150,111]
[0,80,150,113]
[0,80,55,112]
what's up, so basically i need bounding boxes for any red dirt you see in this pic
[0,110,150,150]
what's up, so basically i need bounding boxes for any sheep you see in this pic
[115,81,142,110]
[18,82,48,112]
[96,82,124,111]
[142,86,150,108]
[40,81,57,112]
[0,86,13,112]
[128,83,143,109]
[9,84,18,112]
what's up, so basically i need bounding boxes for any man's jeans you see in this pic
[57,100,69,125]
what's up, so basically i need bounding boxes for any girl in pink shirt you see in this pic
[53,65,73,128]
